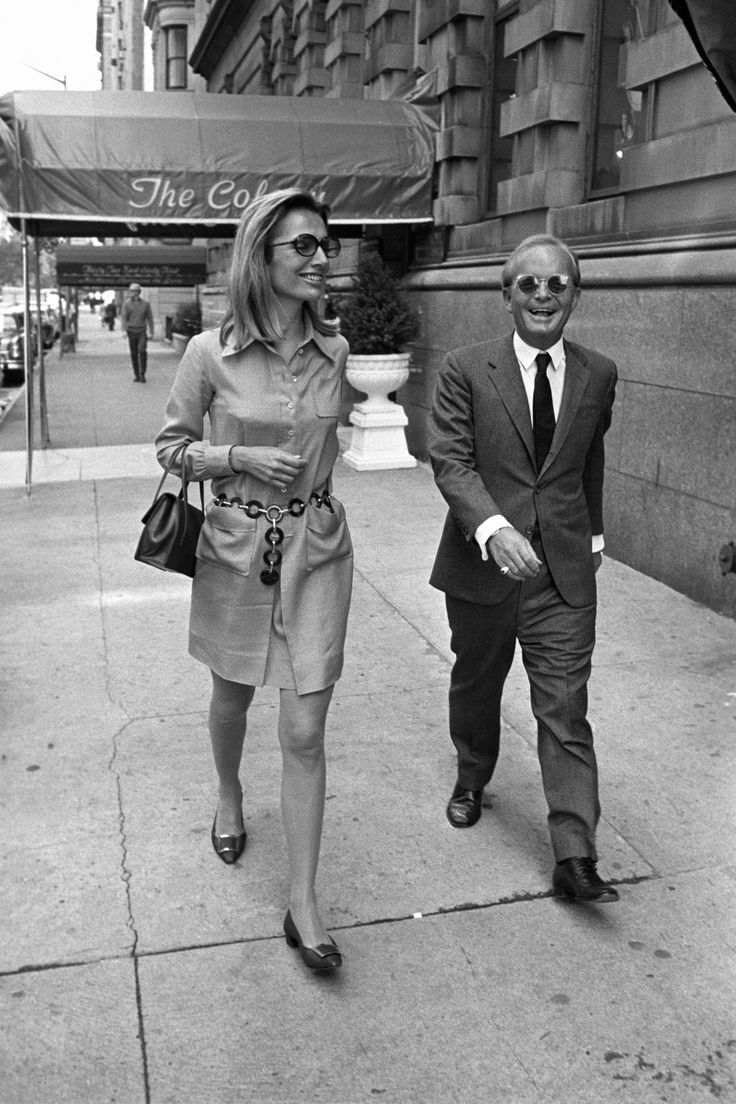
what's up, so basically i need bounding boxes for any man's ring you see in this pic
[500,565,510,575]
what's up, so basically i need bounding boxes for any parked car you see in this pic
[12,309,59,351]
[0,313,36,384]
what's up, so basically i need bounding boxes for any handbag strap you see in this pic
[149,442,206,518]
[175,442,206,513]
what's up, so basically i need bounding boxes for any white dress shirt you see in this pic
[475,332,604,560]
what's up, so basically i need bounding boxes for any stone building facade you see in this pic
[97,0,146,90]
[153,0,736,617]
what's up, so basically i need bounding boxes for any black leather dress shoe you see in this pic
[446,782,483,828]
[553,857,620,903]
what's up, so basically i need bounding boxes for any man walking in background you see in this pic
[429,234,619,903]
[121,283,154,382]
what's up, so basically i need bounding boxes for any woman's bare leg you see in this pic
[209,671,255,835]
[278,684,334,948]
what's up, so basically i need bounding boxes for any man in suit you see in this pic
[429,234,619,903]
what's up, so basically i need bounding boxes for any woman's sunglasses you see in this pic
[506,274,573,297]
[270,234,341,258]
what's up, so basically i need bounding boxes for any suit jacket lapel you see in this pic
[543,341,590,472]
[487,337,535,465]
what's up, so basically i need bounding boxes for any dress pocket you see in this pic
[305,499,352,571]
[196,506,257,577]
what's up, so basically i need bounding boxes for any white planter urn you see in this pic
[171,332,190,357]
[342,352,417,471]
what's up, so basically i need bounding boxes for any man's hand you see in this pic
[488,527,542,582]
[593,551,603,572]
[229,446,307,489]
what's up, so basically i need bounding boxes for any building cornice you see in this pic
[190,0,255,77]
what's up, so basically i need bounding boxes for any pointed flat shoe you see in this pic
[211,809,246,865]
[283,910,342,971]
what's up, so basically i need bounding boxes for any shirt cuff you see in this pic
[592,534,605,554]
[185,442,233,480]
[474,515,511,562]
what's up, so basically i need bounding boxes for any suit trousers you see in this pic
[445,548,600,861]
[127,330,148,379]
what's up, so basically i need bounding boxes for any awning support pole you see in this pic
[21,219,34,495]
[34,237,50,446]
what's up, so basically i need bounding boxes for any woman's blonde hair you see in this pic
[220,188,338,348]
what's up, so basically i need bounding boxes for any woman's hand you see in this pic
[229,446,307,489]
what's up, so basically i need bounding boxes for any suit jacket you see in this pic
[429,332,617,608]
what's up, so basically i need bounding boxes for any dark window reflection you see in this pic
[591,0,651,192]
[487,7,519,212]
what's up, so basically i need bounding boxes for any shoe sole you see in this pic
[446,811,481,828]
[554,886,620,903]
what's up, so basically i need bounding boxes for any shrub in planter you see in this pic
[171,300,202,337]
[337,250,419,354]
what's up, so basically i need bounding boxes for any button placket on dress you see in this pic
[283,349,302,462]
[266,347,302,498]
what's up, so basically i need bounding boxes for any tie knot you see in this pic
[536,352,551,373]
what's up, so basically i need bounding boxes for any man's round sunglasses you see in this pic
[270,233,341,259]
[506,274,574,297]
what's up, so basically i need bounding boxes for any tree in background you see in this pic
[0,215,57,289]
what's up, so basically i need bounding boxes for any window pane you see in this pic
[167,26,187,59]
[167,57,188,89]
[487,12,518,212]
[590,0,647,192]
[165,25,188,90]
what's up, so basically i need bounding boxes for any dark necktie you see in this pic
[533,351,555,471]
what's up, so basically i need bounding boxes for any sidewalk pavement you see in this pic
[1,312,735,1103]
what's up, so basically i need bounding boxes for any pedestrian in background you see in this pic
[155,188,351,971]
[429,233,620,903]
[121,283,154,382]
[103,300,117,331]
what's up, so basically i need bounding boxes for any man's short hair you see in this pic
[501,235,581,288]
[128,283,142,292]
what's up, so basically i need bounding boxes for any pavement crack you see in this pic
[109,723,151,1104]
[353,566,450,665]
[92,482,151,1100]
[109,726,138,956]
[92,481,120,713]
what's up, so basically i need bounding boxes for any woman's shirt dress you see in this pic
[155,319,353,695]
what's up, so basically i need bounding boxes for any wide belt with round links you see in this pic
[212,489,334,585]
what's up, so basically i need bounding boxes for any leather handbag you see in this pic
[134,443,205,577]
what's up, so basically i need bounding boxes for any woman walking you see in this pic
[155,189,352,971]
